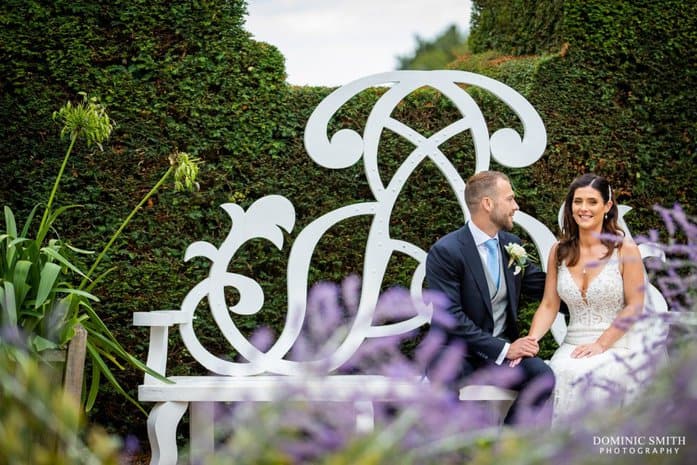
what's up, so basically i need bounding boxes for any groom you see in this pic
[425,170,554,424]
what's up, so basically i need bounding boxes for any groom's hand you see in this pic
[506,336,539,360]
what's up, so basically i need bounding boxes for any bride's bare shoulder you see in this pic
[618,237,641,258]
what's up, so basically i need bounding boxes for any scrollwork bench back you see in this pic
[133,71,667,465]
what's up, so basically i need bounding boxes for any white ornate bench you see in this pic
[133,71,668,465]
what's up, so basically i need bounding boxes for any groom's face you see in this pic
[489,179,518,231]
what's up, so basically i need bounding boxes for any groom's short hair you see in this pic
[465,171,510,211]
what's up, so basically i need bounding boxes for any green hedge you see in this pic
[466,0,696,230]
[0,0,298,437]
[1,0,695,439]
[468,0,564,55]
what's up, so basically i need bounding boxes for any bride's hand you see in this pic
[571,342,606,358]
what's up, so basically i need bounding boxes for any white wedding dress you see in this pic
[549,249,652,423]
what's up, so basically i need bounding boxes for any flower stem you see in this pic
[79,165,174,290]
[37,132,78,244]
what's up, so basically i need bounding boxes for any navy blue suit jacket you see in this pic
[425,225,546,363]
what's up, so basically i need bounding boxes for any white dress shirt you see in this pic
[467,222,510,365]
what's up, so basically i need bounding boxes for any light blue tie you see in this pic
[484,238,500,288]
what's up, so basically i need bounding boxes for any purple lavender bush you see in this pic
[198,277,514,465]
[198,205,696,465]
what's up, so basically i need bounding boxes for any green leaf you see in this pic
[64,242,95,255]
[0,281,17,325]
[42,296,71,343]
[86,342,145,414]
[4,237,30,272]
[30,334,60,351]
[80,312,170,384]
[8,237,31,249]
[85,360,101,411]
[80,301,115,339]
[19,204,40,238]
[4,239,19,271]
[83,266,117,293]
[3,206,17,238]
[40,246,88,278]
[53,288,100,301]
[47,204,83,229]
[12,259,32,308]
[20,309,44,319]
[35,262,61,308]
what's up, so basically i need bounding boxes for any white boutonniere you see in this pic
[504,242,534,276]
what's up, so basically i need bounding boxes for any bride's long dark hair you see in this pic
[557,174,624,267]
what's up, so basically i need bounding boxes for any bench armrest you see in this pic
[133,310,188,326]
[134,311,187,384]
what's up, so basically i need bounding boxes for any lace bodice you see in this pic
[557,249,626,345]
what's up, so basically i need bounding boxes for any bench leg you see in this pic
[190,401,215,464]
[489,400,514,425]
[460,399,513,425]
[354,400,374,433]
[147,401,188,465]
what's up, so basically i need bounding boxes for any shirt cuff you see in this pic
[495,342,510,365]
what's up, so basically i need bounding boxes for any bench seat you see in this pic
[139,375,426,403]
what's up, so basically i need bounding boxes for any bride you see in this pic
[513,173,648,423]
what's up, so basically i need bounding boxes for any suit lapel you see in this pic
[459,226,494,315]
[499,238,519,315]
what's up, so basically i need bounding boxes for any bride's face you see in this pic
[572,186,611,230]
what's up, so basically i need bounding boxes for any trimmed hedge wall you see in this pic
[0,0,301,437]
[1,0,695,439]
[468,0,564,55]
[466,0,696,230]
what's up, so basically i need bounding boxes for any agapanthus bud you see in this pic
[170,151,201,192]
[52,92,113,150]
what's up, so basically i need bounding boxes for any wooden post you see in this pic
[63,324,87,404]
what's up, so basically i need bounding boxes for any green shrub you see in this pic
[0,345,122,465]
